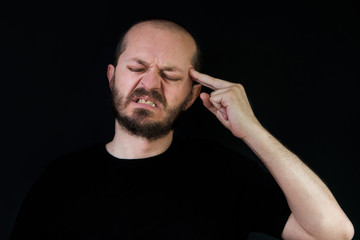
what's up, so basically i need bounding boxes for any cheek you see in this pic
[114,69,140,95]
[164,83,193,106]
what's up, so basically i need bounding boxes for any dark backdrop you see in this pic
[1,1,359,239]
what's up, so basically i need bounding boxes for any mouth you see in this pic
[128,88,166,109]
[135,98,157,108]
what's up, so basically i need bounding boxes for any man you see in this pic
[10,19,354,240]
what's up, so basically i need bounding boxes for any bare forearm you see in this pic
[243,125,354,239]
[189,69,353,239]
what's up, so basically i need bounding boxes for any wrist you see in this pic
[240,123,276,154]
[238,120,265,142]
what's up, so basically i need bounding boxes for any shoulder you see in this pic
[173,135,263,173]
[47,143,106,170]
[37,143,108,186]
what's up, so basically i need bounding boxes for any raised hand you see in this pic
[189,69,354,240]
[189,68,262,140]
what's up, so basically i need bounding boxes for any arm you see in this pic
[189,68,354,240]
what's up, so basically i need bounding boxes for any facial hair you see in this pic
[110,77,192,140]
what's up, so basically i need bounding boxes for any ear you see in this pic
[184,83,202,110]
[107,64,115,88]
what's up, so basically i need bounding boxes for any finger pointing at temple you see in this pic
[188,67,261,139]
[189,68,233,90]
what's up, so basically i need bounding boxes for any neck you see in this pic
[106,120,174,159]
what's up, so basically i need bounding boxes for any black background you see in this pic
[1,1,359,239]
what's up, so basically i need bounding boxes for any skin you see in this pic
[106,22,201,159]
[189,69,354,240]
[106,21,354,239]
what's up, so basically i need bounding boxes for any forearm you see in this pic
[189,69,353,239]
[243,125,353,239]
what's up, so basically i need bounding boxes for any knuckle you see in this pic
[229,86,240,94]
[235,83,244,90]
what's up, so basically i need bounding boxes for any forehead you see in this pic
[121,23,196,67]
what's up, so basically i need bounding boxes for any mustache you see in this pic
[127,88,166,107]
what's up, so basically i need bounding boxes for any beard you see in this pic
[109,77,192,140]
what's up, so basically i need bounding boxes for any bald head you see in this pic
[113,19,201,70]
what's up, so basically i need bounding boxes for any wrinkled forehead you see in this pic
[122,23,197,66]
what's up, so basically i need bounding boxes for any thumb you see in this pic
[200,92,229,120]
[200,92,217,114]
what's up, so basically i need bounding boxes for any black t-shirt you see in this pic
[10,137,291,240]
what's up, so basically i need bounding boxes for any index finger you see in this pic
[189,68,233,90]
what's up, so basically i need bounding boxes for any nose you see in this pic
[139,69,162,90]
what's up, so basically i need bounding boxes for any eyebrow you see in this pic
[131,58,148,66]
[129,58,184,73]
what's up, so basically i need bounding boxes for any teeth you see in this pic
[137,99,156,107]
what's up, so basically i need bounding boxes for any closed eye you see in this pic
[128,67,145,73]
[160,72,181,81]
